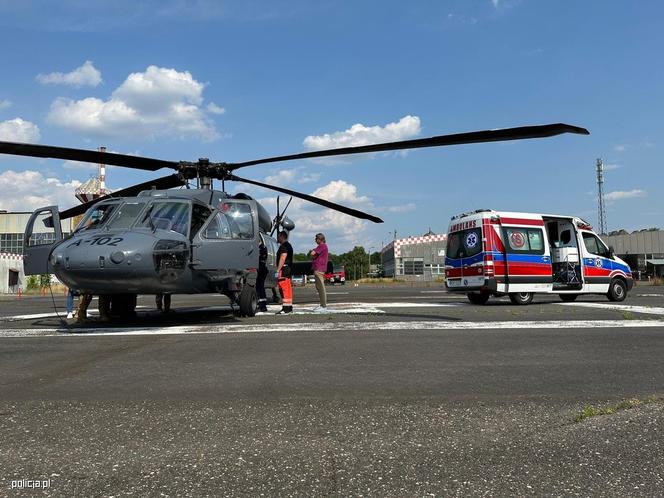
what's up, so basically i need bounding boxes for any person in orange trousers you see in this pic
[275,230,294,314]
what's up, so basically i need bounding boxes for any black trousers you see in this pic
[257,266,268,306]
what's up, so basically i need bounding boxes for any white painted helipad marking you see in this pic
[557,302,664,316]
[1,319,662,338]
[327,292,349,295]
[0,312,64,322]
[0,301,463,322]
[419,291,449,294]
[637,294,663,297]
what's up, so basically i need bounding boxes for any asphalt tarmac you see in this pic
[1,284,663,497]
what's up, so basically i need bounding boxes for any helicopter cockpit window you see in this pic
[75,203,119,232]
[104,202,147,230]
[202,213,233,239]
[220,202,254,239]
[138,201,191,237]
[191,204,212,237]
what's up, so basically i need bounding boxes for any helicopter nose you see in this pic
[49,233,158,292]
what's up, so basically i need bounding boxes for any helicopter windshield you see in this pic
[104,201,148,230]
[75,202,120,232]
[137,200,191,237]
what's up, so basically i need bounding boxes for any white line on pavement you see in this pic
[557,302,664,316]
[1,319,662,338]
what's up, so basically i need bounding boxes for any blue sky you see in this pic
[0,0,661,251]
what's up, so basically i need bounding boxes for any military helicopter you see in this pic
[0,122,588,316]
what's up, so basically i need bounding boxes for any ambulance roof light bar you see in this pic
[450,209,493,221]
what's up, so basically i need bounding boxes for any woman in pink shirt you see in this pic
[310,233,329,312]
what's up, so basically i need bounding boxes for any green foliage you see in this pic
[574,396,660,423]
[294,244,380,280]
[39,274,52,288]
[26,275,40,290]
[26,274,51,289]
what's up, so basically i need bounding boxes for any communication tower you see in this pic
[596,158,607,234]
[75,146,111,203]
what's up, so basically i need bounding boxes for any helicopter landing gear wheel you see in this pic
[509,292,534,305]
[110,293,137,318]
[239,286,258,317]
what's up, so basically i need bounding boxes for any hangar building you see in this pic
[381,231,447,281]
[0,211,74,293]
[601,229,664,278]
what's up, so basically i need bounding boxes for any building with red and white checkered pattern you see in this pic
[381,230,447,280]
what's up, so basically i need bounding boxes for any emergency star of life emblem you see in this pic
[465,232,478,248]
[595,258,603,268]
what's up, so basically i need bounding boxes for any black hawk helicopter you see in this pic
[0,122,588,316]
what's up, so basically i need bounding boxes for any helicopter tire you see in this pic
[239,286,258,317]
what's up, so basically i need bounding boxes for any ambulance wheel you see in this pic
[509,292,534,305]
[607,278,627,302]
[467,292,490,305]
[559,294,579,302]
[239,286,258,317]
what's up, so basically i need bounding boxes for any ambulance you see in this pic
[444,209,633,305]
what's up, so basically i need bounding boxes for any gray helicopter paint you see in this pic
[23,189,284,298]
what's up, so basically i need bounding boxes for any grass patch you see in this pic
[622,310,635,320]
[574,395,660,422]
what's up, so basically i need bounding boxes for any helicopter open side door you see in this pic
[23,206,64,275]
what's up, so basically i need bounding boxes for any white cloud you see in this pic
[605,189,646,203]
[387,202,416,213]
[0,170,81,211]
[613,144,627,152]
[206,102,225,115]
[0,99,11,111]
[264,167,320,186]
[36,60,102,88]
[311,180,370,205]
[240,179,375,251]
[603,163,621,171]
[491,0,500,7]
[303,115,421,152]
[47,65,219,141]
[0,118,40,142]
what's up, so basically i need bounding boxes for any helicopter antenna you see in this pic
[271,196,293,236]
[270,196,281,236]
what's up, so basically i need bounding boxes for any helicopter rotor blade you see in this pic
[0,141,178,172]
[229,174,384,224]
[58,174,185,220]
[227,123,589,170]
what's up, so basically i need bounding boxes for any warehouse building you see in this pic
[601,229,664,278]
[0,211,74,255]
[0,211,75,293]
[381,231,447,280]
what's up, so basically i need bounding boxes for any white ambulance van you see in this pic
[445,209,633,305]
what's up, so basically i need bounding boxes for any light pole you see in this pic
[368,246,374,277]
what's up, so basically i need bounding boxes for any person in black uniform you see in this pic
[275,230,294,314]
[256,237,269,312]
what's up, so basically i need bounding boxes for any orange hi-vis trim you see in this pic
[278,277,293,305]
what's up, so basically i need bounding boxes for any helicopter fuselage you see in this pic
[25,189,280,300]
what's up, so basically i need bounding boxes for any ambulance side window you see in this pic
[503,228,545,255]
[582,232,610,258]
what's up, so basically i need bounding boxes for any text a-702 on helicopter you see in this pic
[0,123,588,317]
